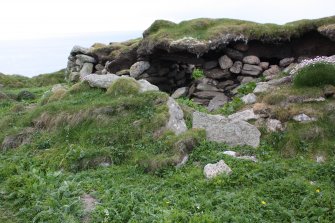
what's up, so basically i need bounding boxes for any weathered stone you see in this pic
[240,76,255,84]
[204,60,218,70]
[116,69,130,76]
[204,69,231,79]
[217,80,235,89]
[137,79,159,92]
[83,74,120,88]
[241,93,257,105]
[241,64,263,76]
[17,90,36,101]
[243,55,260,65]
[223,151,257,162]
[199,78,219,86]
[283,63,297,74]
[193,111,261,148]
[253,82,275,93]
[263,65,280,77]
[166,97,187,135]
[171,87,189,99]
[193,91,226,99]
[196,83,221,92]
[259,62,270,70]
[266,119,284,132]
[80,63,94,79]
[218,55,233,69]
[76,54,96,64]
[207,94,228,111]
[130,61,150,79]
[279,57,295,67]
[51,84,67,93]
[192,98,210,106]
[204,160,232,179]
[70,45,90,56]
[253,103,271,118]
[228,109,259,122]
[95,64,104,71]
[230,61,243,74]
[293,114,316,122]
[226,48,244,61]
[267,76,292,86]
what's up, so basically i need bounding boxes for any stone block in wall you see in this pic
[241,64,262,76]
[230,61,243,74]
[204,60,218,70]
[225,48,244,61]
[242,55,260,65]
[218,55,233,69]
[193,91,227,100]
[204,69,232,79]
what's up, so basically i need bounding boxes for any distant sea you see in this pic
[0,31,142,77]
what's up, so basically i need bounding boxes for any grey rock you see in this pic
[204,60,218,70]
[267,76,292,86]
[204,160,232,179]
[279,57,295,67]
[80,63,94,79]
[193,111,261,148]
[166,97,187,135]
[69,72,80,82]
[83,74,120,88]
[240,76,255,84]
[205,69,231,79]
[171,87,189,99]
[218,55,233,69]
[193,91,226,99]
[266,119,284,132]
[207,94,228,111]
[230,61,243,74]
[253,82,275,93]
[217,80,235,89]
[223,151,257,162]
[51,84,67,93]
[137,79,159,92]
[130,61,150,79]
[196,83,221,92]
[283,63,297,74]
[293,114,316,122]
[192,98,210,106]
[263,65,280,77]
[241,64,263,76]
[95,64,105,71]
[228,109,259,122]
[199,77,219,86]
[76,54,96,64]
[259,62,270,70]
[226,48,244,61]
[243,55,260,65]
[116,69,130,76]
[241,93,257,105]
[70,45,90,55]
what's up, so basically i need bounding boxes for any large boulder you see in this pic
[218,55,233,69]
[166,97,187,135]
[83,74,120,88]
[192,111,261,148]
[130,61,150,79]
[243,55,260,65]
[204,160,232,179]
[241,64,263,76]
[80,63,94,79]
[70,45,90,56]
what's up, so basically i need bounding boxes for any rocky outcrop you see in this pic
[192,111,261,148]
[204,160,232,179]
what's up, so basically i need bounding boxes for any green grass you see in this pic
[143,16,335,41]
[1,82,335,222]
[191,68,204,80]
[293,63,335,87]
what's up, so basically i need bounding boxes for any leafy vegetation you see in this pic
[191,68,204,80]
[293,62,335,87]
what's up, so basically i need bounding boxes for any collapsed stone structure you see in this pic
[66,17,335,110]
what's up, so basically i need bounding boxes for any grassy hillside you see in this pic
[1,71,335,222]
[143,16,335,41]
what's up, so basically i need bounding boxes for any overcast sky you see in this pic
[1,0,334,41]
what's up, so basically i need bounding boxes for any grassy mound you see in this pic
[144,16,335,41]
[293,62,335,87]
[106,77,140,97]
